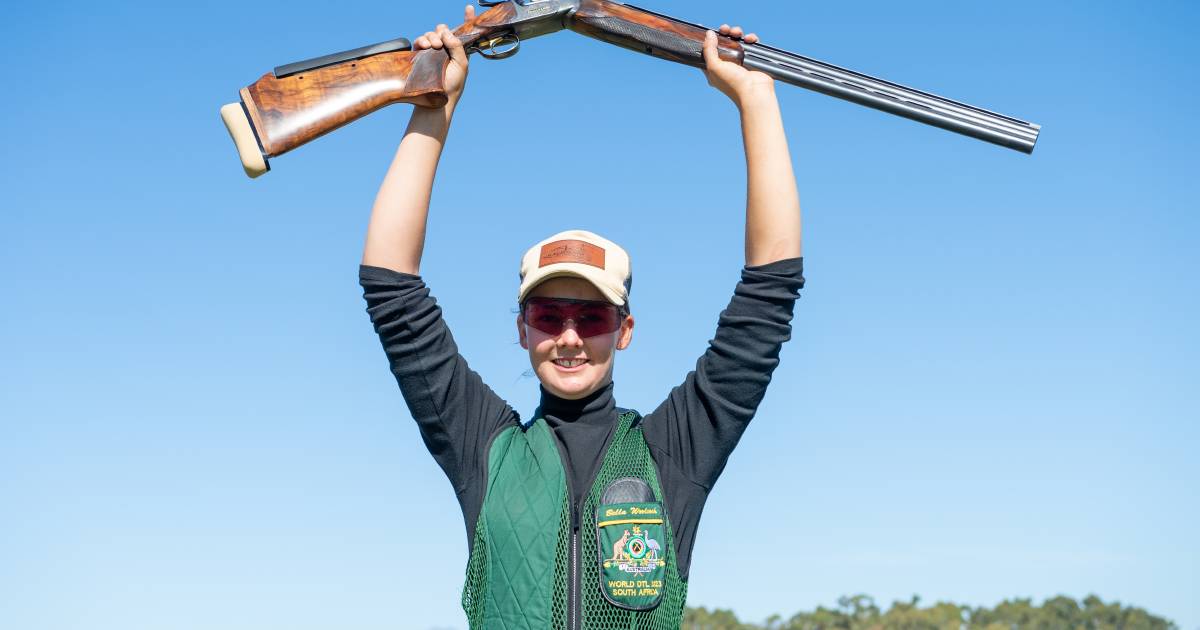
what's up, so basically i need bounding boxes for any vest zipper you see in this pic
[567,475,582,630]
[570,512,580,630]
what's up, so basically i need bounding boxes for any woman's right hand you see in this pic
[413,4,476,109]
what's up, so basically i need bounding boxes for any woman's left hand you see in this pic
[702,25,775,108]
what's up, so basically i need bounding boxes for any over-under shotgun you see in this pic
[221,0,1041,178]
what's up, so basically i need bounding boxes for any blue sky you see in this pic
[2,1,1197,629]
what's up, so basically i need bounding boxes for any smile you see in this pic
[553,358,588,369]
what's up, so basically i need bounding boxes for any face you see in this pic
[518,277,635,400]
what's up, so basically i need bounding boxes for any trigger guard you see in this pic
[474,33,521,60]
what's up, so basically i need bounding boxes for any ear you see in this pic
[616,314,635,350]
[517,313,529,349]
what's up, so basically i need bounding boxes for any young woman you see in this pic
[359,7,804,628]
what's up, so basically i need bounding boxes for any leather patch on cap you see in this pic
[539,240,605,269]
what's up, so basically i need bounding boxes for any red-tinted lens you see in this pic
[523,297,621,338]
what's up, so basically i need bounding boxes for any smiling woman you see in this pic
[516,231,636,401]
[357,9,804,629]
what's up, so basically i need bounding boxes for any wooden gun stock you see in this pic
[220,3,516,178]
[222,48,452,178]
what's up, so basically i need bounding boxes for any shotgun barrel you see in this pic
[605,2,1040,153]
[741,42,1040,153]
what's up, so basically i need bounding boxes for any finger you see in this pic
[702,30,720,67]
[464,4,476,21]
[430,29,445,49]
[415,36,430,49]
[719,24,731,34]
[745,33,759,44]
[730,26,744,39]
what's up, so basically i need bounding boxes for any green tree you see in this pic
[683,605,757,630]
[684,594,1178,630]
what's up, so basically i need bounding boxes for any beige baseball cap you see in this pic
[518,230,632,307]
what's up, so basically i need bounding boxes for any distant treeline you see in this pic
[684,594,1177,630]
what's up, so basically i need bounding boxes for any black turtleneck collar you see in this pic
[538,381,616,425]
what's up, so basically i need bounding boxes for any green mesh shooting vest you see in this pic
[461,410,687,630]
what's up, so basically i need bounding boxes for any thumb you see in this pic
[441,25,468,67]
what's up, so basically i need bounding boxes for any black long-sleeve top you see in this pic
[360,257,804,579]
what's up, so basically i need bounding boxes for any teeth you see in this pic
[555,359,586,368]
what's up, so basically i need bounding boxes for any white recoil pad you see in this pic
[220,103,269,178]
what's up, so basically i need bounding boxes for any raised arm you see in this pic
[642,26,805,579]
[359,8,522,550]
[362,7,474,274]
[702,26,803,266]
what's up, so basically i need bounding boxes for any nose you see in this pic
[557,319,584,347]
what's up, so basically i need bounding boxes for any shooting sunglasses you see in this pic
[521,297,625,339]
